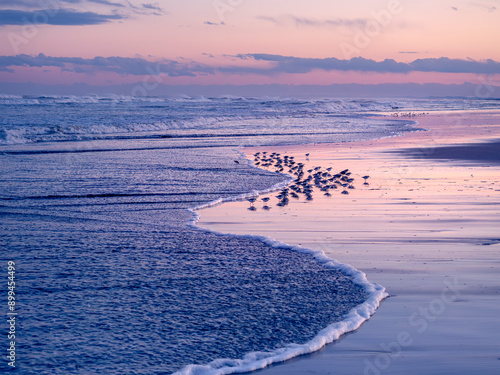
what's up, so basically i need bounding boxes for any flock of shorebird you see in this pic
[244,152,370,211]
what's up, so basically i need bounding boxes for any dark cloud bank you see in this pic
[0,54,213,76]
[233,54,500,75]
[1,53,500,76]
[0,53,499,97]
[0,0,166,25]
[0,9,123,25]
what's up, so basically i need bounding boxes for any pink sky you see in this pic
[0,0,499,88]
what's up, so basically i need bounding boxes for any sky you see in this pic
[0,0,499,94]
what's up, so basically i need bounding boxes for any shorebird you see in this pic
[246,196,258,211]
[241,152,365,211]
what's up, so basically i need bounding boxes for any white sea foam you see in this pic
[0,96,496,147]
[180,153,388,375]
[0,116,238,145]
[174,287,384,375]
[0,128,29,144]
[1,95,497,110]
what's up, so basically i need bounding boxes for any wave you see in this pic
[178,156,388,375]
[0,128,29,144]
[1,128,372,144]
[184,220,387,375]
[0,144,235,155]
[0,118,416,146]
[1,94,499,108]
[2,95,497,146]
[0,120,211,146]
[0,191,220,201]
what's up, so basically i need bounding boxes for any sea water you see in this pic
[1,96,498,374]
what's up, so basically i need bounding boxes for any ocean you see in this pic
[1,95,498,374]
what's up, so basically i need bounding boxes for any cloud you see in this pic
[451,6,458,11]
[231,54,412,74]
[471,1,497,12]
[124,0,167,15]
[0,53,214,76]
[204,21,225,26]
[0,0,168,19]
[409,57,500,73]
[0,9,124,25]
[1,53,499,78]
[0,0,40,7]
[231,54,500,75]
[257,15,369,28]
[295,16,368,28]
[88,0,125,7]
[256,16,279,25]
[141,3,163,11]
[0,0,106,7]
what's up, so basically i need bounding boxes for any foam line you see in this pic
[179,151,388,375]
[190,150,294,212]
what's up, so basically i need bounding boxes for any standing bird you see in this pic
[246,196,257,210]
[261,197,271,210]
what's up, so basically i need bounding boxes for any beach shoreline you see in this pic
[197,110,500,375]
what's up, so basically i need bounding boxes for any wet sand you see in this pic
[197,111,500,375]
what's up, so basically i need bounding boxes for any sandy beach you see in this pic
[197,111,500,375]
